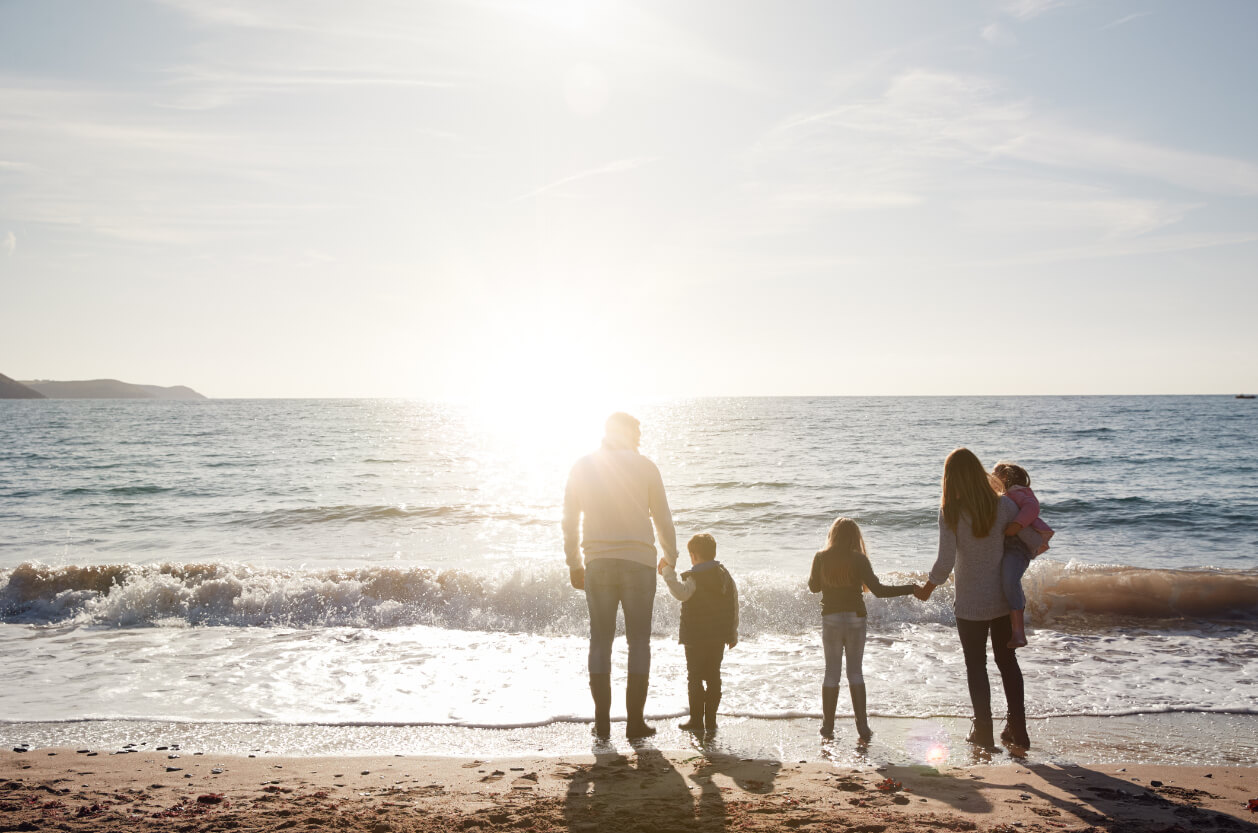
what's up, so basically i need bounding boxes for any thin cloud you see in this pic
[771,69,1258,197]
[1100,12,1152,31]
[1002,0,1071,20]
[2,231,15,256]
[981,23,1017,47]
[165,65,461,92]
[968,231,1258,268]
[509,157,657,202]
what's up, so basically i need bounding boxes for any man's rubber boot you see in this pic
[625,673,656,739]
[589,673,611,740]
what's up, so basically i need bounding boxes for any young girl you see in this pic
[991,462,1054,649]
[808,518,919,741]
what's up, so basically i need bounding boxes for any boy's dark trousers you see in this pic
[684,641,725,732]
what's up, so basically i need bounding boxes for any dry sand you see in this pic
[2,747,1255,832]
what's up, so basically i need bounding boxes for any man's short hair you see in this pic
[605,412,640,443]
[688,533,716,560]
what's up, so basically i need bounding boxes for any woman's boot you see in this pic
[820,686,839,739]
[625,673,656,739]
[589,673,612,740]
[1007,609,1028,649]
[1000,713,1031,749]
[850,683,872,741]
[966,717,996,749]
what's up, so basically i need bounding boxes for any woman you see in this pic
[917,448,1030,750]
[808,518,918,741]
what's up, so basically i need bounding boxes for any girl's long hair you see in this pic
[941,447,998,537]
[816,517,866,587]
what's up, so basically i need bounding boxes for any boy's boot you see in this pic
[625,673,656,739]
[1008,609,1028,649]
[967,716,996,749]
[703,687,720,734]
[589,673,612,740]
[820,686,839,739]
[1000,712,1031,749]
[678,685,704,733]
[850,683,872,741]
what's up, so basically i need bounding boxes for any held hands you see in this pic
[568,566,585,591]
[657,557,669,576]
[1004,522,1023,537]
[913,581,936,602]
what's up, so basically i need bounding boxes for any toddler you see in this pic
[992,461,1054,649]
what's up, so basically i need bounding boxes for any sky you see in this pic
[1,0,1256,399]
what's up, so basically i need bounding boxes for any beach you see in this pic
[4,745,1255,833]
[3,396,1257,830]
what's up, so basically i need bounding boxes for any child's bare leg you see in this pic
[1008,608,1027,649]
[1001,546,1031,649]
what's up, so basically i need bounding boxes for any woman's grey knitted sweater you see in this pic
[928,496,1018,621]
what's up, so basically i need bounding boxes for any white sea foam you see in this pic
[3,560,1256,631]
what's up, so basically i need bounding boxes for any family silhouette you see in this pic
[563,413,1049,752]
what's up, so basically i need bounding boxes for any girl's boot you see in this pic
[820,686,839,739]
[850,683,872,741]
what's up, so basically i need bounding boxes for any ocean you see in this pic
[2,396,1256,764]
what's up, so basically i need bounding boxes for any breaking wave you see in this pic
[2,560,1256,631]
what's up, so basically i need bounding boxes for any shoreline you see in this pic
[4,747,1255,832]
[5,712,1257,768]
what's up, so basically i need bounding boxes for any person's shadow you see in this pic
[562,744,781,832]
[880,762,1257,830]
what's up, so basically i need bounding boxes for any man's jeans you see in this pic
[586,558,657,675]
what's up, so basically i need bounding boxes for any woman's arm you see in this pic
[927,508,957,587]
[807,554,823,594]
[857,554,917,598]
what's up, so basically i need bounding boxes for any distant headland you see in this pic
[0,373,45,398]
[1,373,206,400]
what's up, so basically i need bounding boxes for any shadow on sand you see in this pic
[881,761,1257,832]
[563,740,781,832]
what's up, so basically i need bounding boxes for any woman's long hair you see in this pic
[941,447,998,537]
[816,517,866,587]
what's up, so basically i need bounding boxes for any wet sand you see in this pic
[3,747,1255,832]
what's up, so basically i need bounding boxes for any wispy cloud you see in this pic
[981,23,1017,47]
[510,157,657,202]
[778,70,1258,197]
[716,67,1258,266]
[1100,11,1152,31]
[2,231,15,256]
[1002,0,1071,20]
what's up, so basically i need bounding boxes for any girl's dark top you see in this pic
[808,551,916,617]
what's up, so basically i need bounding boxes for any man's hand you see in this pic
[727,639,737,650]
[657,557,669,575]
[1004,522,1023,537]
[569,566,585,591]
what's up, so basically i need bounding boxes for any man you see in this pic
[563,412,678,740]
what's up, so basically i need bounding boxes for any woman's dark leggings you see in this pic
[956,615,1025,721]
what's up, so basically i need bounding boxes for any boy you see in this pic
[661,533,739,735]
